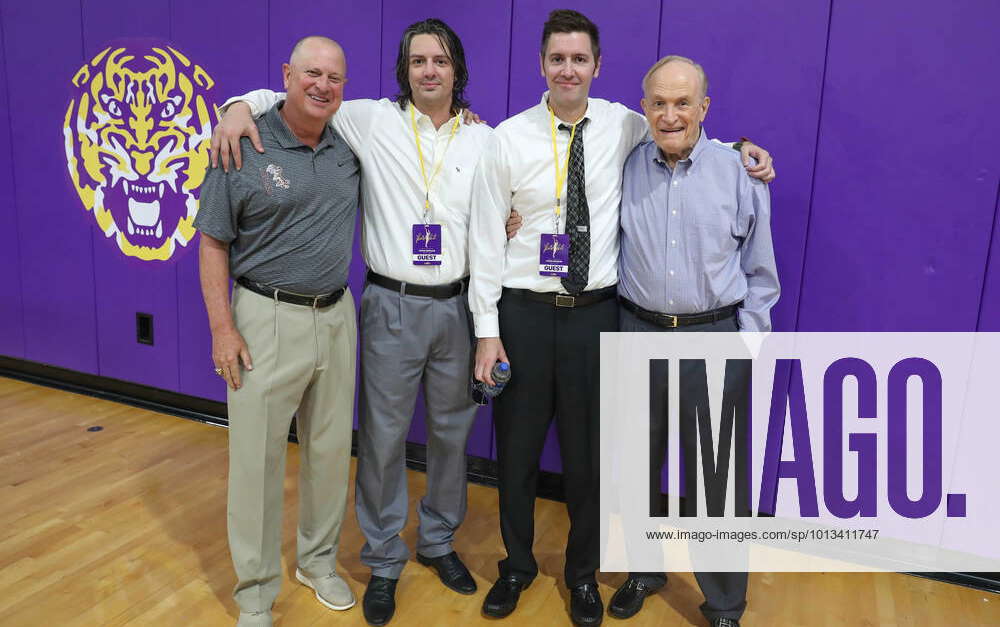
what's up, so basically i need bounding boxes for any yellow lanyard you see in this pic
[410,103,461,221]
[548,106,579,232]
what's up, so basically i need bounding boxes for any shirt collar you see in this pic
[408,102,463,132]
[538,90,594,127]
[263,102,335,150]
[651,125,710,166]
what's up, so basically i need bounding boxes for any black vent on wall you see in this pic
[136,312,154,345]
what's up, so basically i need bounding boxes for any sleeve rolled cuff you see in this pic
[220,96,260,118]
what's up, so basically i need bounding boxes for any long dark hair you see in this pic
[394,18,470,113]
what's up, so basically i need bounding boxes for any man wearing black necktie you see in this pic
[469,10,774,627]
[561,116,591,295]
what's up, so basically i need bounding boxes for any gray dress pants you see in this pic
[355,282,479,578]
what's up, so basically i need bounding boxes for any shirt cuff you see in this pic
[737,309,770,333]
[473,314,499,338]
[220,96,259,118]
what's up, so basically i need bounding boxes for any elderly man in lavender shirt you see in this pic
[609,55,779,627]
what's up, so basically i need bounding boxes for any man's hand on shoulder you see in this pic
[210,102,264,172]
[739,141,775,183]
[462,109,485,125]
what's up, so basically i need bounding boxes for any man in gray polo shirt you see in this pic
[194,36,360,627]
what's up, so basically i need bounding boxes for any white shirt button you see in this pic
[672,180,678,187]
[669,299,674,306]
[670,240,676,246]
[671,209,677,215]
[668,270,675,276]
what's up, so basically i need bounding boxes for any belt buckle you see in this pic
[663,314,678,328]
[555,294,575,308]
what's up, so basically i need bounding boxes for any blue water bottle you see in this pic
[472,361,512,405]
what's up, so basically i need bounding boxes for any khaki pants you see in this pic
[226,285,356,614]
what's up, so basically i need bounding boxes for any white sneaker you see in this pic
[296,568,356,610]
[236,610,273,626]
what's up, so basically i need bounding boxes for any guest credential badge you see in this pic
[413,224,443,265]
[539,233,570,276]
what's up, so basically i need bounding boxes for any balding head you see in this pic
[640,55,711,166]
[289,36,344,69]
[643,55,708,100]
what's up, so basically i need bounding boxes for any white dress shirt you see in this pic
[468,93,648,337]
[229,92,492,284]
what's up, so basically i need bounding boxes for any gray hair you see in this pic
[642,55,708,99]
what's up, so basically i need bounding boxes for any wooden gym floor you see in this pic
[1,376,998,626]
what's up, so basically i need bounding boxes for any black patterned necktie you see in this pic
[559,119,590,295]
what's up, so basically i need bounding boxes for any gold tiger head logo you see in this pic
[64,44,218,261]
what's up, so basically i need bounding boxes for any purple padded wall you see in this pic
[379,0,513,458]
[0,15,24,358]
[2,1,997,480]
[979,189,1000,331]
[659,0,830,333]
[174,0,269,402]
[268,0,382,98]
[797,0,1000,331]
[3,1,97,373]
[82,1,181,390]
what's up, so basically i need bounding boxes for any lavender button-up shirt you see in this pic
[618,129,779,331]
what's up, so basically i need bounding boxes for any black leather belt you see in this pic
[620,297,741,328]
[503,285,618,308]
[236,276,345,308]
[367,271,468,299]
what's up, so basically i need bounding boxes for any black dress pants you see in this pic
[493,290,617,589]
[622,304,748,623]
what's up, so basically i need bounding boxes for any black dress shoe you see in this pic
[569,583,604,626]
[711,619,740,627]
[482,575,527,618]
[416,551,477,594]
[362,576,397,626]
[608,577,661,619]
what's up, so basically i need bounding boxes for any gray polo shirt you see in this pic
[195,103,360,294]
